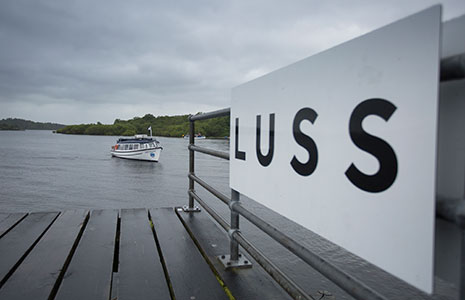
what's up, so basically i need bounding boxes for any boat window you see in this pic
[123,144,128,150]
[150,143,155,147]
[129,144,133,150]
[134,144,139,150]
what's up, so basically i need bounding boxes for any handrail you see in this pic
[186,58,465,300]
[189,108,230,121]
[440,53,465,82]
[189,170,385,300]
[188,190,314,300]
[188,145,229,160]
[186,108,387,300]
[232,202,384,300]
[188,173,230,205]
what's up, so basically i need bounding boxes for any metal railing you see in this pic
[184,55,465,300]
[185,108,386,300]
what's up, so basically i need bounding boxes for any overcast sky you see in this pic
[0,0,464,124]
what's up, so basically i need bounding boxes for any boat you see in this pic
[183,133,206,140]
[111,127,162,162]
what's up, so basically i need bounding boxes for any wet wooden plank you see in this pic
[0,210,88,300]
[150,208,229,300]
[55,210,117,300]
[117,208,170,300]
[0,213,27,238]
[178,210,293,300]
[0,212,59,286]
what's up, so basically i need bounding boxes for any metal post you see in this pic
[230,189,240,261]
[218,189,251,269]
[183,117,200,212]
[189,120,194,208]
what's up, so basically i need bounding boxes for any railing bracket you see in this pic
[217,253,252,269]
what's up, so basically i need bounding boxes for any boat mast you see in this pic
[148,126,152,137]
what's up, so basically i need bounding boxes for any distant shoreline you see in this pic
[0,118,65,131]
[56,113,230,138]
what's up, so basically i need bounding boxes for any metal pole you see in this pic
[189,120,195,208]
[218,190,251,269]
[183,117,200,212]
[230,189,240,261]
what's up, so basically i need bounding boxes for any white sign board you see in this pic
[230,6,441,293]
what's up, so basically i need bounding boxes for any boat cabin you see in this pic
[112,137,161,151]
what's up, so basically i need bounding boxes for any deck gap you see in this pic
[148,209,177,300]
[174,208,236,300]
[109,213,121,300]
[112,215,121,273]
[0,213,29,240]
[0,212,60,289]
[47,211,90,300]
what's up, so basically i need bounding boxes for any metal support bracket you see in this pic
[182,205,201,212]
[217,253,252,269]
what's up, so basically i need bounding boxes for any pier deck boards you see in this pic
[0,207,286,300]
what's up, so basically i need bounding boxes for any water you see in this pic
[0,130,438,299]
[0,130,230,212]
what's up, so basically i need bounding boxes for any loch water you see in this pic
[0,130,450,300]
[0,130,229,212]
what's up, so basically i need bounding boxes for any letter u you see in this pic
[256,113,275,167]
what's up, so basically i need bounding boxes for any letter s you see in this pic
[345,98,398,193]
[291,107,318,176]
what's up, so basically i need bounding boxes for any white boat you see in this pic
[183,134,206,140]
[110,134,162,162]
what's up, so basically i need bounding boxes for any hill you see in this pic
[0,118,66,130]
[56,113,230,137]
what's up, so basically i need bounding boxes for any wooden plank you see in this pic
[117,208,170,300]
[150,208,229,300]
[0,213,27,238]
[0,212,59,286]
[54,209,117,300]
[0,210,88,300]
[178,210,294,300]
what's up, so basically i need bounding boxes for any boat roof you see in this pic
[117,136,158,144]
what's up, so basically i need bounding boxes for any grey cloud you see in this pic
[0,0,464,123]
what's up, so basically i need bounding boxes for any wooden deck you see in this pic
[0,207,291,300]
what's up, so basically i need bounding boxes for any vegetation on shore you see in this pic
[0,118,66,130]
[56,113,230,137]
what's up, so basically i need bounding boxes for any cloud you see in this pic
[0,0,464,124]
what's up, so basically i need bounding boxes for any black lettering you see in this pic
[291,108,318,176]
[235,118,246,160]
[345,98,398,193]
[256,114,275,166]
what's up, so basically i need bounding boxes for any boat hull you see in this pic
[111,148,162,162]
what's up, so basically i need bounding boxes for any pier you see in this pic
[0,208,290,300]
[0,9,464,300]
